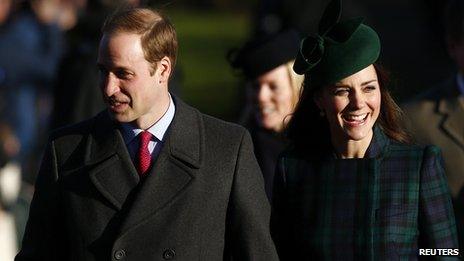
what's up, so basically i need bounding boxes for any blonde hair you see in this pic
[284,60,305,109]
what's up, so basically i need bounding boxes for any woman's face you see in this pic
[254,65,294,132]
[315,65,381,144]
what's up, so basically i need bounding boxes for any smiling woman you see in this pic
[288,62,409,158]
[228,29,304,199]
[314,65,381,158]
[270,0,459,260]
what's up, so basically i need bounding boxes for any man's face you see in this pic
[97,32,168,129]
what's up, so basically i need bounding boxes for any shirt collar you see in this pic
[120,94,176,145]
[456,72,464,96]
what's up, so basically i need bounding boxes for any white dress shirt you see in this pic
[120,95,175,162]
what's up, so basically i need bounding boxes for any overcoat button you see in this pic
[114,249,126,260]
[163,248,176,260]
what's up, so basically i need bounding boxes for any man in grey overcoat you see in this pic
[403,0,464,252]
[16,7,277,261]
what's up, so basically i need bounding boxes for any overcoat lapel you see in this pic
[119,97,204,234]
[438,92,464,151]
[87,111,139,210]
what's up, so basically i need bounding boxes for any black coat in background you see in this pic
[249,125,288,200]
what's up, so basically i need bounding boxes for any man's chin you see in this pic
[107,109,133,123]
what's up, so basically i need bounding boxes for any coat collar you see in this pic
[87,95,205,215]
[437,82,464,150]
[293,125,390,161]
[118,95,205,234]
[324,125,389,160]
[166,95,204,169]
[365,125,390,159]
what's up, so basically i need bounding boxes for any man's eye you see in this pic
[116,71,132,79]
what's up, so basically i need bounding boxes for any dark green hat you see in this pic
[293,0,380,86]
[228,29,301,79]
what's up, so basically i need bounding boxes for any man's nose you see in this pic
[101,74,120,97]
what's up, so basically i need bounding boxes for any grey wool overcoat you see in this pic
[403,78,464,251]
[16,96,278,261]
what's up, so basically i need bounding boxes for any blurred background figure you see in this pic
[0,1,67,256]
[228,29,303,199]
[0,0,64,185]
[403,0,464,252]
[0,122,23,261]
[51,0,139,129]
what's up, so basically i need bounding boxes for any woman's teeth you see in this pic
[344,113,368,122]
[262,107,275,115]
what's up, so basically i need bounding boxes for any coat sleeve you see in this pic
[15,140,66,261]
[418,145,459,253]
[224,129,279,261]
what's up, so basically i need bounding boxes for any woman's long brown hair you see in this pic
[285,64,411,155]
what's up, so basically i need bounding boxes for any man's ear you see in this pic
[156,56,172,84]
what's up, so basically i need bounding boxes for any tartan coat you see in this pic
[16,96,278,261]
[271,126,459,260]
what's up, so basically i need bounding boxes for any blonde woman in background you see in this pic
[229,29,304,199]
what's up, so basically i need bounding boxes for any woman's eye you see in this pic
[334,89,349,96]
[269,84,278,91]
[364,85,377,92]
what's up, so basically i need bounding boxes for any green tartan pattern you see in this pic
[271,127,459,260]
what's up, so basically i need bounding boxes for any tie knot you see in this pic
[140,131,152,146]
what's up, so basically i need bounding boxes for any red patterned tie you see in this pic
[137,131,152,176]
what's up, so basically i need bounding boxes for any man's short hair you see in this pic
[102,8,178,72]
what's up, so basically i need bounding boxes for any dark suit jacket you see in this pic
[403,78,464,252]
[16,97,278,261]
[271,127,458,260]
